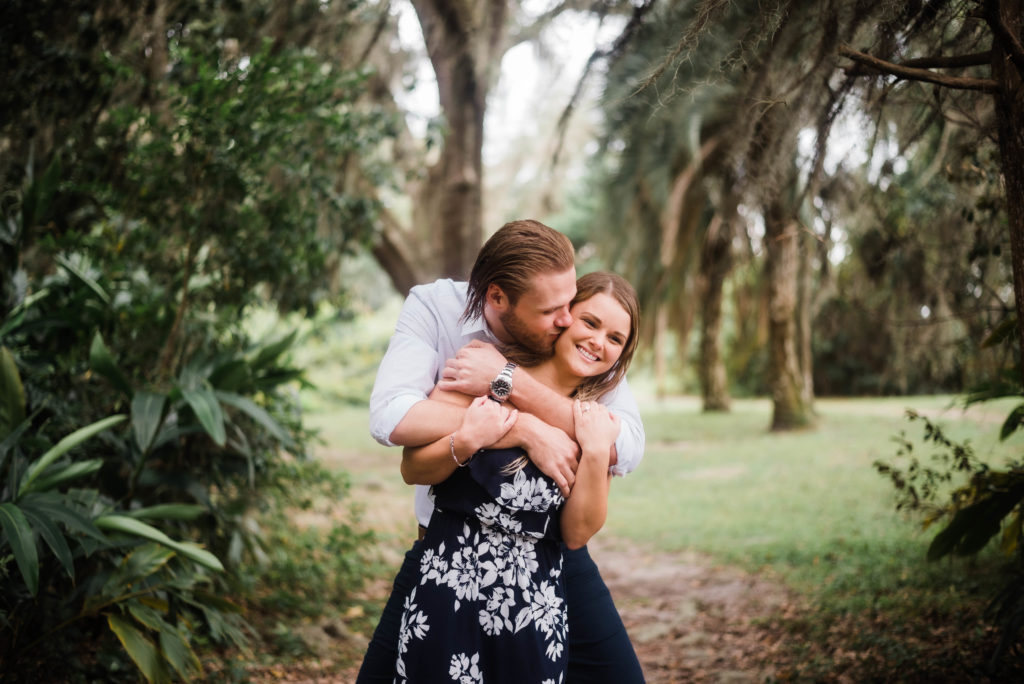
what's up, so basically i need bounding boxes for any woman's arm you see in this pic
[400,391,517,485]
[560,400,619,549]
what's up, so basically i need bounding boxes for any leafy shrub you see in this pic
[878,408,1024,667]
[0,350,238,681]
[1,3,392,678]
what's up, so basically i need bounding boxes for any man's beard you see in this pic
[499,309,558,358]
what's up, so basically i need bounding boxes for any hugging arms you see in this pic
[378,336,644,498]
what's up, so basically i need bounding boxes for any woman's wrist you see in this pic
[580,442,613,463]
[451,430,480,466]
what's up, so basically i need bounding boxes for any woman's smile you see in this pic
[555,292,630,379]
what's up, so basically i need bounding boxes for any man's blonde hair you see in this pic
[462,220,575,323]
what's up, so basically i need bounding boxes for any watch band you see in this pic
[489,362,517,402]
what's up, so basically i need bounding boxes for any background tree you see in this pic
[588,0,871,427]
[838,0,1024,381]
[355,0,646,293]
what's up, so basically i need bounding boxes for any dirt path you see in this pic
[588,536,794,684]
[259,443,798,682]
[264,535,795,683]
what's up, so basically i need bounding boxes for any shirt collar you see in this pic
[461,311,501,344]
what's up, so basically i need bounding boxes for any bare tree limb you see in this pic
[838,45,1000,93]
[505,0,606,49]
[371,205,422,296]
[356,0,393,67]
[634,0,731,94]
[902,51,992,69]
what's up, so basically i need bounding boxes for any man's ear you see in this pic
[485,283,510,312]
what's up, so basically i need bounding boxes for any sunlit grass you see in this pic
[608,395,1021,616]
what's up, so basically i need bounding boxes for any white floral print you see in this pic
[395,587,430,680]
[396,457,568,682]
[449,652,483,683]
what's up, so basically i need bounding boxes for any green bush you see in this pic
[1,3,393,678]
[878,399,1024,666]
[0,350,238,681]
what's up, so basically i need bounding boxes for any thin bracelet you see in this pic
[450,433,471,467]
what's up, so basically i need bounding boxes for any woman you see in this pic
[392,272,640,683]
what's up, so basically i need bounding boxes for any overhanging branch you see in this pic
[839,45,1000,93]
[902,51,992,69]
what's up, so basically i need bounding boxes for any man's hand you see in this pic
[512,412,580,498]
[437,340,507,397]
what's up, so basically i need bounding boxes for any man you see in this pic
[359,219,645,682]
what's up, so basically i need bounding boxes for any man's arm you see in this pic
[438,340,577,433]
[369,289,580,494]
[400,394,517,485]
[400,409,579,496]
[370,284,474,448]
[596,378,645,476]
[437,340,648,474]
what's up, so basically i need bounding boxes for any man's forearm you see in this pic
[392,395,545,453]
[388,400,466,447]
[509,371,576,437]
[390,393,580,497]
[509,372,621,466]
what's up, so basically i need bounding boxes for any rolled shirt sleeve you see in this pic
[368,287,446,446]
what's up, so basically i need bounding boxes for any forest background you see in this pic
[3,0,1024,681]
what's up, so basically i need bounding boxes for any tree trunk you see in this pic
[653,306,668,399]
[372,210,422,296]
[796,226,815,408]
[765,200,811,430]
[699,211,733,412]
[988,0,1024,386]
[410,0,506,280]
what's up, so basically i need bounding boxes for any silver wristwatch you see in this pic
[488,362,517,402]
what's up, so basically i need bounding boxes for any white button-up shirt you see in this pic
[369,278,646,527]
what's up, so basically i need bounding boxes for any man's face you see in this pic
[499,268,577,355]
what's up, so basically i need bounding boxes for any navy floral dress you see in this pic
[395,447,568,684]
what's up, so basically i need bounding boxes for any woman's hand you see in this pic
[572,399,620,460]
[455,395,518,453]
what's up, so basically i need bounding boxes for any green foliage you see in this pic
[599,395,1019,677]
[0,1,401,680]
[85,39,390,319]
[878,403,1024,665]
[0,276,374,679]
[235,458,375,621]
[0,380,235,681]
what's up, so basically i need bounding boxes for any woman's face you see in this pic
[555,292,631,379]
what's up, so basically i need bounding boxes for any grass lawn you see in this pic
[611,395,1019,609]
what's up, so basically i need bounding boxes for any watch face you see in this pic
[490,378,512,400]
